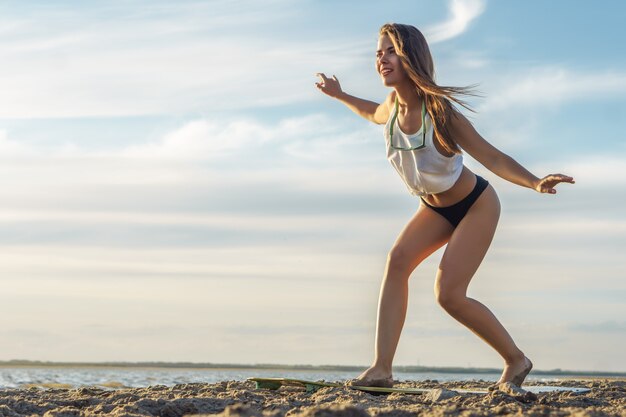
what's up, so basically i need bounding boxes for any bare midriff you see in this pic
[421,165,479,208]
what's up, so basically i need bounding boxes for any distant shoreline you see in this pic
[1,360,624,378]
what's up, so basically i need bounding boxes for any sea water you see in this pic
[0,367,581,389]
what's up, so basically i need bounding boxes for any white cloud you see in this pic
[0,114,325,158]
[426,0,486,43]
[0,210,391,235]
[505,218,626,235]
[530,154,626,186]
[0,113,394,196]
[119,113,366,160]
[479,67,626,113]
[0,2,375,118]
[0,1,326,118]
[0,0,493,119]
[0,244,378,282]
[447,50,490,69]
[121,119,250,159]
[569,320,626,333]
[0,130,34,157]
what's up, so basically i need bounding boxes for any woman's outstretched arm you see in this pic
[315,73,392,124]
[449,110,575,194]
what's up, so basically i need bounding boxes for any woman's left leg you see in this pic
[434,184,533,386]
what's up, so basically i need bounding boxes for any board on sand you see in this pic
[247,377,591,395]
[249,377,442,395]
[248,377,441,395]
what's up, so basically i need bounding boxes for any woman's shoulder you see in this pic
[373,91,397,125]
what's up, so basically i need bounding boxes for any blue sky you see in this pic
[0,0,624,373]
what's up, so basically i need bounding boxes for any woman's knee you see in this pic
[434,283,465,312]
[386,245,419,275]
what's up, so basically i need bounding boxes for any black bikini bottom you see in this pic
[420,174,489,228]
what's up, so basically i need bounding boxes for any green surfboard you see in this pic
[248,377,441,394]
[247,377,591,395]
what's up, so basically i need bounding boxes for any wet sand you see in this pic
[0,378,623,417]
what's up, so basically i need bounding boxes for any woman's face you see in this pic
[376,34,406,87]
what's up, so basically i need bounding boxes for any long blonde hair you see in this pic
[379,23,482,155]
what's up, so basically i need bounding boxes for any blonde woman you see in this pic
[314,23,575,389]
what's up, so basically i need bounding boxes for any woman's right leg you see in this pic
[353,202,455,383]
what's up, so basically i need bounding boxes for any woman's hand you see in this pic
[315,73,343,98]
[534,174,575,194]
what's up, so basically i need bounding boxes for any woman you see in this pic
[314,23,575,389]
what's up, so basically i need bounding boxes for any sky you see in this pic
[0,0,624,373]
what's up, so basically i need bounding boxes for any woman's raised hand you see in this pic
[534,174,575,194]
[315,73,343,98]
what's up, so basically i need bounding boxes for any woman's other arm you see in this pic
[315,73,392,124]
[449,110,575,194]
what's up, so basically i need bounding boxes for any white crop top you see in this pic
[384,96,463,196]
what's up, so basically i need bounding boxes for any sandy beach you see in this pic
[0,378,623,417]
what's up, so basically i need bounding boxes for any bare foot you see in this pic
[489,356,533,390]
[345,365,393,387]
